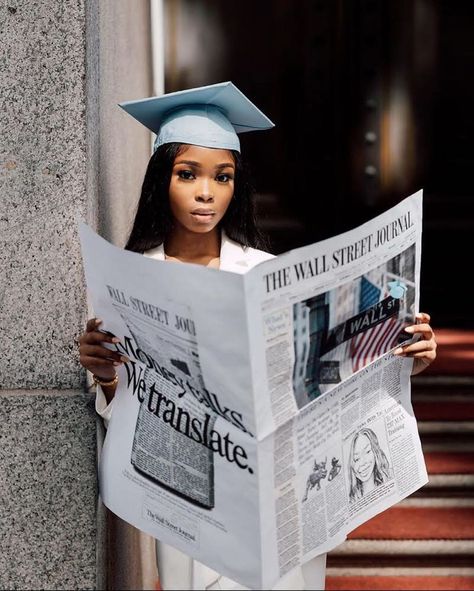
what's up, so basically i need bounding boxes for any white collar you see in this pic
[144,231,251,272]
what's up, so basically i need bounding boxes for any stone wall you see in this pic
[0,1,154,588]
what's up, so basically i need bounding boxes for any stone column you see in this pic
[0,1,155,588]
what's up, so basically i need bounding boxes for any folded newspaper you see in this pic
[79,190,428,589]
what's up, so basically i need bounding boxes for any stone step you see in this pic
[416,421,474,449]
[327,500,474,574]
[326,572,474,590]
[412,376,474,421]
[414,398,474,421]
[347,505,474,541]
[421,329,474,376]
[412,375,474,393]
[424,451,474,475]
[416,422,474,496]
[413,453,474,497]
[328,539,474,564]
[324,332,474,589]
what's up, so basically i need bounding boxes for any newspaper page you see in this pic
[244,190,427,582]
[256,353,426,582]
[79,231,265,587]
[79,189,427,589]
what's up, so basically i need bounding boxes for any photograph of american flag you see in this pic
[350,276,405,373]
[292,245,416,406]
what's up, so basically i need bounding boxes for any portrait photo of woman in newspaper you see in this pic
[347,427,393,503]
[78,82,438,590]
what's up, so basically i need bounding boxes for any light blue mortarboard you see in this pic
[118,81,274,153]
[388,280,407,299]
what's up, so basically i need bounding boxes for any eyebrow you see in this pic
[174,160,235,170]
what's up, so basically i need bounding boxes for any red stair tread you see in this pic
[413,400,474,421]
[425,451,474,474]
[424,329,474,376]
[348,507,474,540]
[433,330,474,345]
[326,575,474,590]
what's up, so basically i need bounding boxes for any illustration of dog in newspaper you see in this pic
[302,457,328,502]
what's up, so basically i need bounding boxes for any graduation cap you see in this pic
[118,81,275,153]
[388,280,407,299]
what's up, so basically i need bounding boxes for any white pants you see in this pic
[156,541,326,590]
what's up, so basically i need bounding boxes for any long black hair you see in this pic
[125,143,269,253]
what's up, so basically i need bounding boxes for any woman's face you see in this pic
[352,433,376,482]
[168,144,235,235]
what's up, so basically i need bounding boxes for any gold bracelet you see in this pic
[93,373,118,387]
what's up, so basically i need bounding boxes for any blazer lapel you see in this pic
[219,232,252,273]
[144,243,165,261]
[143,233,262,273]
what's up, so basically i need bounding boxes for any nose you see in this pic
[196,192,214,203]
[195,179,214,202]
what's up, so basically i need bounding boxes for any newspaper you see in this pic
[79,190,428,589]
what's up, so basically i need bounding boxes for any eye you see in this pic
[216,173,233,183]
[177,169,195,180]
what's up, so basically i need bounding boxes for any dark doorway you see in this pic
[164,0,474,328]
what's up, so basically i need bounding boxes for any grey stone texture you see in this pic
[1,0,154,588]
[1,0,90,389]
[97,0,153,247]
[0,391,97,590]
[0,0,153,389]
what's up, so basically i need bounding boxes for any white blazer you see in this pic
[144,231,275,271]
[95,234,327,590]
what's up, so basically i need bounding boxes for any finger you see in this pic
[394,339,436,356]
[86,318,102,332]
[79,330,120,346]
[84,319,120,341]
[404,323,434,340]
[416,312,431,324]
[412,350,437,359]
[80,356,118,369]
[80,344,129,363]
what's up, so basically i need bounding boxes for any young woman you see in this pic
[348,428,392,502]
[78,82,437,590]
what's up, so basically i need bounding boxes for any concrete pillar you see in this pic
[0,1,156,588]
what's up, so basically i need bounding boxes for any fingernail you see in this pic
[113,361,122,366]
[95,319,102,325]
[112,337,120,344]
[394,347,403,355]
[120,356,130,363]
[404,326,414,333]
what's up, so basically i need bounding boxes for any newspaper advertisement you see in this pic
[79,190,428,589]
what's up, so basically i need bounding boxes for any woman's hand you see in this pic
[394,312,437,375]
[79,318,128,401]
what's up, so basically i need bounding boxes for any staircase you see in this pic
[326,329,474,591]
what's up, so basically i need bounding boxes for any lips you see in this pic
[358,464,372,478]
[190,208,216,223]
[191,208,215,216]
